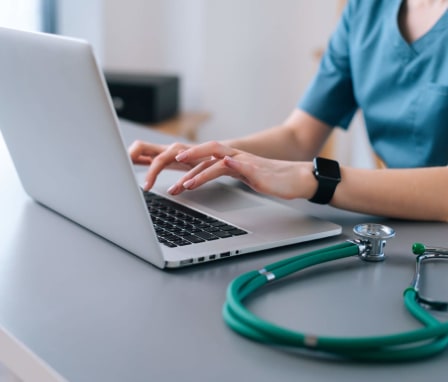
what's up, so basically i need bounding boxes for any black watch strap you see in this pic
[308,157,341,205]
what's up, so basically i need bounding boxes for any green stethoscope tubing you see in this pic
[222,241,448,361]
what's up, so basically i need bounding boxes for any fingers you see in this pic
[131,140,239,192]
[128,140,159,165]
[128,140,193,191]
[165,141,240,194]
[143,142,191,190]
[167,158,219,195]
[173,155,255,194]
[168,153,255,196]
[174,141,236,163]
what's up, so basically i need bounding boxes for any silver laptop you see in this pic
[0,27,341,268]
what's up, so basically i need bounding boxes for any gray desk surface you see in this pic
[1,120,448,382]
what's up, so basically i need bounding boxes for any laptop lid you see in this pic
[0,27,341,269]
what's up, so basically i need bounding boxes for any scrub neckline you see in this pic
[393,0,448,56]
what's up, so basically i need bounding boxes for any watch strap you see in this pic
[309,177,338,204]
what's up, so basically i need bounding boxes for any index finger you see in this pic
[143,142,191,190]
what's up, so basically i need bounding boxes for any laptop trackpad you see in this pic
[181,184,262,212]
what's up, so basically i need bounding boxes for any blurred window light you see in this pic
[0,0,53,32]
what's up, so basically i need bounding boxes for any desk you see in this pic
[0,120,447,382]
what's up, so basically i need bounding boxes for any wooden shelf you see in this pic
[149,112,210,141]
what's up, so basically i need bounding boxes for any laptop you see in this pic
[0,27,341,268]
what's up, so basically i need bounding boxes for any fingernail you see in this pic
[167,184,177,194]
[176,151,187,161]
[183,179,195,189]
[143,181,150,191]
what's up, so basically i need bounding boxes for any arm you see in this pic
[169,143,448,222]
[333,166,448,222]
[222,109,333,161]
[129,108,333,190]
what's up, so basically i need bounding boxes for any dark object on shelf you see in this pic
[104,72,180,124]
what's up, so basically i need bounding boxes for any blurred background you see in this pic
[0,0,377,167]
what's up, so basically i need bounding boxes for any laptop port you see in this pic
[180,259,194,265]
[198,257,205,262]
[220,251,231,258]
[209,255,216,260]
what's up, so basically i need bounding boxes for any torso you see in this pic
[349,0,448,167]
[300,0,448,168]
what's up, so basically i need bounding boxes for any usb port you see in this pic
[198,257,205,262]
[209,255,216,260]
[220,252,231,258]
[180,259,194,265]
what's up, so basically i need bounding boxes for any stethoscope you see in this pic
[223,223,448,362]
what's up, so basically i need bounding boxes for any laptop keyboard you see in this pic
[143,191,248,248]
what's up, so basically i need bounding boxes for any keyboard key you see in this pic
[212,231,233,238]
[195,231,220,241]
[228,228,248,236]
[143,191,247,247]
[183,235,206,243]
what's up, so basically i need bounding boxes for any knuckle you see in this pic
[217,160,228,170]
[131,140,144,150]
[128,140,148,157]
[209,140,221,151]
[168,142,185,151]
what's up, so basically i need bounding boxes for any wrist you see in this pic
[298,162,319,199]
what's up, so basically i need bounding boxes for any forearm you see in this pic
[222,125,308,160]
[222,109,332,161]
[331,166,448,222]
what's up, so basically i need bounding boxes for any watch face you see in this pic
[314,157,341,180]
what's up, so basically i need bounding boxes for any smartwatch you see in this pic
[308,157,341,204]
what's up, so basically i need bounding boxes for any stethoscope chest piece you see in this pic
[353,223,396,262]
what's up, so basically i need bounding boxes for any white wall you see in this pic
[57,0,104,62]
[60,0,339,139]
[200,0,339,141]
[57,0,375,167]
[102,0,205,113]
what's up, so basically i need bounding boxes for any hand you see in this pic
[167,141,316,200]
[128,140,196,190]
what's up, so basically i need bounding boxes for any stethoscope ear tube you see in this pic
[222,241,448,362]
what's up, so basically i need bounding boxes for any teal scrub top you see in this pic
[299,0,448,168]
